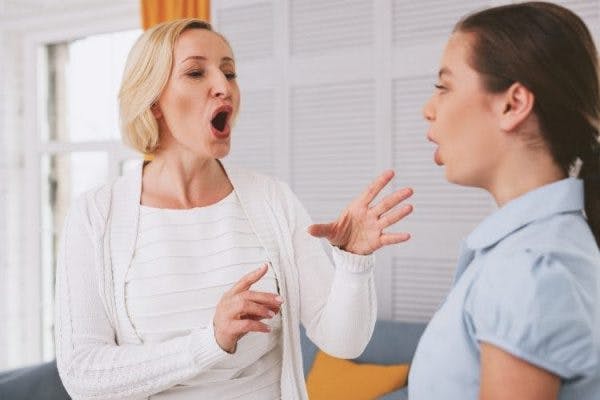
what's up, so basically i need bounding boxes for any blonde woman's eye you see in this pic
[187,70,205,78]
[225,72,237,80]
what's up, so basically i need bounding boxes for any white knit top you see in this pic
[55,162,377,400]
[126,191,282,399]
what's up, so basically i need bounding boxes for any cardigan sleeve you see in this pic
[276,181,377,359]
[54,197,230,400]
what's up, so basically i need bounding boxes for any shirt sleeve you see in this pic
[465,249,598,380]
[275,180,377,359]
[55,197,231,400]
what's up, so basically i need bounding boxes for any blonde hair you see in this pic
[118,18,214,154]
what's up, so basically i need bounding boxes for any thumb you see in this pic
[307,223,334,238]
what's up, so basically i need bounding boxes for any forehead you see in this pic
[440,32,476,78]
[173,29,233,61]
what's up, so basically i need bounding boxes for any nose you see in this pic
[210,70,231,100]
[423,94,435,122]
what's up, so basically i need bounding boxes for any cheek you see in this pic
[167,82,207,115]
[232,85,241,108]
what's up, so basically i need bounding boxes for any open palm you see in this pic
[308,170,413,255]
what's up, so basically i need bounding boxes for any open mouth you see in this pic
[210,106,232,134]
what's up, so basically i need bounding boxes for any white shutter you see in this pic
[216,2,274,62]
[226,89,276,176]
[290,0,373,55]
[290,81,375,223]
[214,0,591,323]
[392,0,490,46]
[391,257,455,322]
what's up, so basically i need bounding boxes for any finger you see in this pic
[246,307,280,321]
[233,319,271,335]
[307,223,334,238]
[359,170,395,205]
[230,264,269,294]
[234,298,276,320]
[244,291,284,308]
[370,187,413,217]
[378,204,413,228]
[379,232,411,246]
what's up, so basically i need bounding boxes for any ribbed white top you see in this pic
[55,162,377,400]
[126,191,282,399]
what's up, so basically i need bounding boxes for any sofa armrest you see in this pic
[0,360,70,400]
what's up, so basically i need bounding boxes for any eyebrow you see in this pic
[180,55,235,64]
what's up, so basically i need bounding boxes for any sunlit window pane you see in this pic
[40,152,109,360]
[45,29,141,142]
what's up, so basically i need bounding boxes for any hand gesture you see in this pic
[308,170,413,255]
[213,264,283,353]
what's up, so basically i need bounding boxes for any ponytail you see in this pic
[580,142,600,247]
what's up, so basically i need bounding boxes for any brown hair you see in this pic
[456,1,600,246]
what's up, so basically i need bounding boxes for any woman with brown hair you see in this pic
[415,2,600,399]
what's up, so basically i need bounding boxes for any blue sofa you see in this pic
[300,320,426,400]
[0,320,426,400]
[0,360,70,400]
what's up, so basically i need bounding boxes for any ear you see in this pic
[151,102,163,119]
[498,82,535,132]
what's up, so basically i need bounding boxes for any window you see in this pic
[37,28,141,361]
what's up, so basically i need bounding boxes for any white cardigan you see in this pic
[54,161,377,400]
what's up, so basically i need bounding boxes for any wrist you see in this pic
[213,322,236,354]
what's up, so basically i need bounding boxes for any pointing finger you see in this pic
[230,263,269,294]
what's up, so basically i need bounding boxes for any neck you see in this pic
[485,145,566,207]
[142,145,232,208]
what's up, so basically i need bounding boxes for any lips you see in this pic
[210,105,233,139]
[427,133,443,166]
[433,148,443,166]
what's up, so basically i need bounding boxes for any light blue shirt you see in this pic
[409,178,600,399]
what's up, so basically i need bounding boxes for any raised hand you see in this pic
[308,170,413,255]
[213,264,283,353]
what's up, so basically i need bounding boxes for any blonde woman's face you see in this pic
[155,29,240,159]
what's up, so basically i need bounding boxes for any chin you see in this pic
[211,144,231,159]
[445,166,466,186]
[446,169,484,189]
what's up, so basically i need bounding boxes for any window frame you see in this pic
[19,5,140,366]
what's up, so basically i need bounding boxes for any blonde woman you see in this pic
[54,19,413,400]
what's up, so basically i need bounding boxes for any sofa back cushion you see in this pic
[300,319,427,376]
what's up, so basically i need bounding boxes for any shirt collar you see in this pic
[465,178,584,250]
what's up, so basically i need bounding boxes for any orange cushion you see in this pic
[306,350,409,400]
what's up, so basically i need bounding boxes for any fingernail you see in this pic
[275,296,283,303]
[268,310,275,317]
